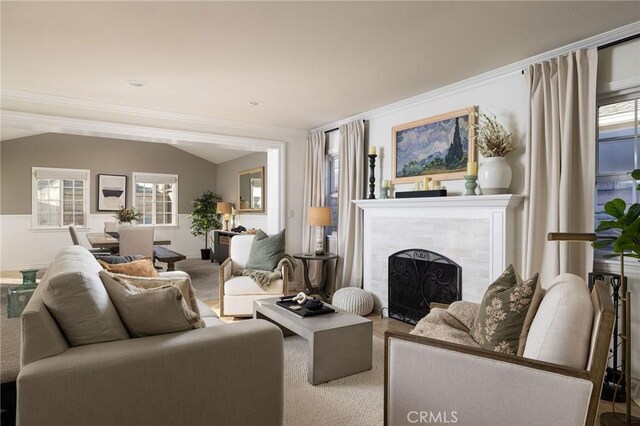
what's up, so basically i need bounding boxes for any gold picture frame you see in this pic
[391,106,477,183]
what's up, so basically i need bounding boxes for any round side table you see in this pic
[292,253,338,301]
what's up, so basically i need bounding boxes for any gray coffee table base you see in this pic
[254,298,372,385]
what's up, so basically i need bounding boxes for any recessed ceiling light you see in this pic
[127,80,147,87]
[248,100,264,107]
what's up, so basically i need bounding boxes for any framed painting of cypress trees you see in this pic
[391,106,477,183]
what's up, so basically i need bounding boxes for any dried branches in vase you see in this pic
[474,112,514,158]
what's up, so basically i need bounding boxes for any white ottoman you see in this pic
[332,287,374,316]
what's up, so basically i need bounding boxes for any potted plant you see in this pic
[593,169,640,260]
[114,206,142,228]
[189,191,223,260]
[474,112,515,194]
[592,169,639,422]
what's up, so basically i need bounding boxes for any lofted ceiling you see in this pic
[1,1,639,161]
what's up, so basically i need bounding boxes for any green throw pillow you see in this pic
[245,229,285,271]
[470,265,539,355]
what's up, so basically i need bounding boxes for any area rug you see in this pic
[283,335,384,426]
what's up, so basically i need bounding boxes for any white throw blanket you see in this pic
[236,254,297,290]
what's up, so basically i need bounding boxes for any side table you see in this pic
[293,253,338,301]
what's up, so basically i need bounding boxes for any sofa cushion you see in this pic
[245,229,285,271]
[223,276,284,295]
[41,246,130,346]
[100,271,205,337]
[98,257,159,277]
[197,299,219,319]
[523,273,593,369]
[470,265,539,355]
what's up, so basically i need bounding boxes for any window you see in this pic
[324,131,339,239]
[32,167,89,228]
[132,173,178,226]
[595,95,639,257]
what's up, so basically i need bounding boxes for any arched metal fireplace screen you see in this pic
[388,249,462,325]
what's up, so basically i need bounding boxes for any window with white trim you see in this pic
[595,94,639,257]
[132,172,178,226]
[32,167,89,228]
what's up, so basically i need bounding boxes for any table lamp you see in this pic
[217,202,232,231]
[307,207,332,256]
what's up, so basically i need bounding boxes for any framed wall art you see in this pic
[392,106,477,183]
[97,174,127,211]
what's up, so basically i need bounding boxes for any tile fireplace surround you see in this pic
[354,195,523,313]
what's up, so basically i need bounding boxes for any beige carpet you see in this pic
[283,335,384,426]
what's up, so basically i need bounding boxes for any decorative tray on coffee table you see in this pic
[275,299,335,318]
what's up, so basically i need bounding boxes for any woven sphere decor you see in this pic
[332,287,374,316]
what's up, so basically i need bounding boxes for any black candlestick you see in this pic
[368,154,377,199]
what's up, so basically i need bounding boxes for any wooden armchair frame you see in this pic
[384,282,614,426]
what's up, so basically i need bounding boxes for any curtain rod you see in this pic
[521,33,640,75]
[324,119,367,134]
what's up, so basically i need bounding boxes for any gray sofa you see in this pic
[17,246,284,426]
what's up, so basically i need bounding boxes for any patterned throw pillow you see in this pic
[470,265,539,355]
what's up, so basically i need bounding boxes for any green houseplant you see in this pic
[593,168,640,260]
[189,191,223,260]
[592,168,639,425]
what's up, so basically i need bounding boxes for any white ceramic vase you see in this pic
[478,157,512,194]
[117,222,132,232]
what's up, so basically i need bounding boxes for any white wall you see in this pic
[0,214,203,270]
[316,34,640,399]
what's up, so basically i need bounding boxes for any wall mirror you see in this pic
[238,167,265,213]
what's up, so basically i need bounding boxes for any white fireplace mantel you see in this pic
[354,194,523,210]
[354,194,524,312]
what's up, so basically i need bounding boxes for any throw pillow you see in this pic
[517,280,545,355]
[470,265,539,355]
[41,246,130,346]
[245,229,285,271]
[98,257,159,277]
[94,254,144,264]
[110,273,201,314]
[100,271,204,338]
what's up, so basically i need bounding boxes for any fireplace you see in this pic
[388,249,462,325]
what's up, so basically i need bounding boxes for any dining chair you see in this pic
[68,224,111,255]
[104,222,118,233]
[119,227,155,258]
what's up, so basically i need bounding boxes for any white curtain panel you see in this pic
[336,120,366,289]
[523,48,597,284]
[302,131,326,254]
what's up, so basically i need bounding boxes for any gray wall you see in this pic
[1,133,217,214]
[216,152,267,208]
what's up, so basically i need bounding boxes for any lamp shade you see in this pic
[217,202,233,215]
[307,207,331,226]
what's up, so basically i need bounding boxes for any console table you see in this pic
[211,230,243,263]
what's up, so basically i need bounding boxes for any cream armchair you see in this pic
[385,279,614,426]
[219,234,289,317]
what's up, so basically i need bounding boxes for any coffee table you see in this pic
[253,297,372,385]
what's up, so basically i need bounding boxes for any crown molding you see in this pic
[312,21,640,133]
[0,110,286,151]
[0,89,307,140]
